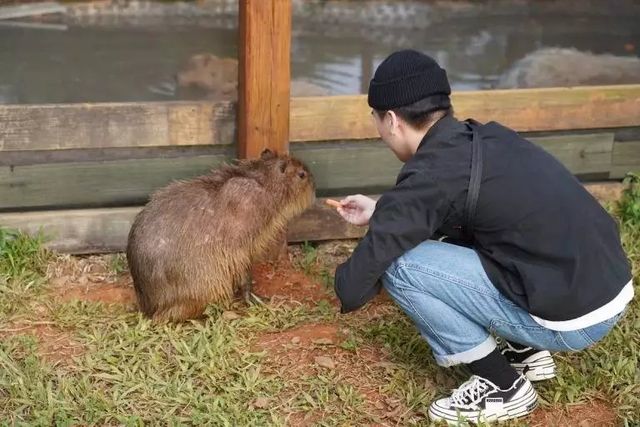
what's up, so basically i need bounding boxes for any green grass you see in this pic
[1,179,640,425]
[108,253,129,275]
[0,227,52,319]
[0,227,50,279]
[296,241,338,290]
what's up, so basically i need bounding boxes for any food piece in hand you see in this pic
[325,199,342,209]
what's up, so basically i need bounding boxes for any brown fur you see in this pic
[126,149,316,322]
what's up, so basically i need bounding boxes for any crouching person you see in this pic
[332,50,633,423]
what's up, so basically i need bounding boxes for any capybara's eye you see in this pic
[298,170,306,179]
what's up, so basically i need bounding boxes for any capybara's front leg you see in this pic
[240,272,263,306]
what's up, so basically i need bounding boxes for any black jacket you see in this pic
[334,115,631,321]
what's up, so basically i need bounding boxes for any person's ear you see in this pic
[387,110,399,135]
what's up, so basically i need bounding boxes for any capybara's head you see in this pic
[175,53,238,98]
[251,148,316,218]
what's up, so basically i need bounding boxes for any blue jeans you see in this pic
[382,240,625,367]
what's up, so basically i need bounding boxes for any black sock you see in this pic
[467,348,520,389]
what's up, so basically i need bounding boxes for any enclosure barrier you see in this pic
[1,84,640,253]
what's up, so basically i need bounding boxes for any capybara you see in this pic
[126,149,316,322]
[175,53,329,100]
[495,47,640,89]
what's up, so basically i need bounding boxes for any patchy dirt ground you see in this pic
[0,320,83,366]
[0,241,621,426]
[255,321,409,425]
[529,400,617,427]
[252,261,336,307]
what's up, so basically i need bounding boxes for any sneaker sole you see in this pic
[511,351,556,382]
[428,381,538,424]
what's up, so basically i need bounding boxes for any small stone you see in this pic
[314,355,335,369]
[291,336,301,344]
[252,397,269,409]
[222,311,241,320]
[312,338,334,345]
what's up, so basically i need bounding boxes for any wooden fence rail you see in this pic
[1,85,639,151]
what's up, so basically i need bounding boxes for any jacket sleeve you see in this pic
[334,172,450,313]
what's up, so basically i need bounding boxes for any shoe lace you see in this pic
[496,337,533,354]
[449,376,494,407]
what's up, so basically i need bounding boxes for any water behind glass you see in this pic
[0,0,639,104]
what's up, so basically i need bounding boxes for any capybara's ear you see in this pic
[278,159,287,173]
[260,148,277,160]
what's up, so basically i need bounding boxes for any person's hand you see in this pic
[336,195,377,226]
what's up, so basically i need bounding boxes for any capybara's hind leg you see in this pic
[152,299,207,323]
[239,272,263,306]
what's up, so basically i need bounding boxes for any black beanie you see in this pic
[368,49,451,111]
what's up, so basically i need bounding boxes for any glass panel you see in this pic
[0,0,639,104]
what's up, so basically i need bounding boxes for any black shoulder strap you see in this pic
[464,120,483,239]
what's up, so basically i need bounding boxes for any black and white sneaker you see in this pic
[498,339,556,382]
[428,375,538,424]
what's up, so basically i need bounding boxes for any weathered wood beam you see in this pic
[1,85,638,152]
[531,133,614,176]
[0,134,618,211]
[237,0,292,158]
[0,153,231,211]
[289,85,640,141]
[0,134,621,211]
[610,140,640,179]
[0,183,624,255]
[0,2,65,20]
[0,102,235,152]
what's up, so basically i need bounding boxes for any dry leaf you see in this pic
[314,356,335,369]
[222,311,241,321]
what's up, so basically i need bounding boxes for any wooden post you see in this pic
[238,0,291,159]
[238,0,292,263]
[361,47,374,94]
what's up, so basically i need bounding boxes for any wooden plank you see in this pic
[529,133,614,176]
[289,85,640,142]
[610,140,640,179]
[0,135,624,211]
[290,141,402,194]
[1,86,638,152]
[0,183,624,254]
[292,134,616,195]
[287,198,367,242]
[0,101,234,152]
[0,154,231,211]
[0,20,67,30]
[0,207,138,254]
[238,0,291,158]
[0,145,226,167]
[0,2,65,20]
